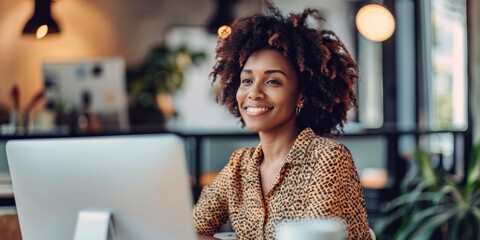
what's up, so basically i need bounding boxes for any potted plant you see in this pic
[375,141,480,240]
[127,45,205,129]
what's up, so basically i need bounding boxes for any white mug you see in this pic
[277,218,346,240]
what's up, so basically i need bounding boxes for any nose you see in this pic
[247,84,265,100]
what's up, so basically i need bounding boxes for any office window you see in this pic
[419,0,467,178]
[422,0,468,130]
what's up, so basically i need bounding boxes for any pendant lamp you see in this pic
[355,3,395,42]
[207,0,238,37]
[22,0,60,39]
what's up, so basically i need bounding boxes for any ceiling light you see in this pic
[217,25,232,39]
[355,3,395,42]
[22,0,60,39]
[207,0,239,34]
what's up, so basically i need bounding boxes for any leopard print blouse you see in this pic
[193,128,372,240]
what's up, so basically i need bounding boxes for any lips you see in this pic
[246,107,271,113]
[242,104,274,116]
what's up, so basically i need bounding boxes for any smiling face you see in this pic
[236,49,303,134]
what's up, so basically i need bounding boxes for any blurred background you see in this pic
[0,0,479,239]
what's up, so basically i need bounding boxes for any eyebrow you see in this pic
[241,69,288,77]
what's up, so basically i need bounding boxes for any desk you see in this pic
[0,207,20,240]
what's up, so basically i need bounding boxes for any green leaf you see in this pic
[381,190,438,213]
[448,216,461,239]
[415,149,440,189]
[438,184,466,210]
[472,206,480,219]
[400,160,421,193]
[448,214,477,239]
[374,207,408,236]
[400,208,458,240]
[469,185,480,207]
[467,142,480,187]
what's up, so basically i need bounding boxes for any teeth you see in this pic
[246,107,270,113]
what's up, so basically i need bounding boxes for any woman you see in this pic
[193,1,371,239]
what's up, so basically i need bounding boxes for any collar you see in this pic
[250,127,318,167]
[283,127,317,164]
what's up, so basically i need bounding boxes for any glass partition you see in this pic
[419,0,468,179]
[421,0,467,130]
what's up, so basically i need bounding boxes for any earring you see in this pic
[296,103,304,116]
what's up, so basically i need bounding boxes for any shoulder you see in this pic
[309,136,351,156]
[307,136,354,167]
[203,147,255,190]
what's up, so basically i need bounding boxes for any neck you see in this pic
[258,126,300,166]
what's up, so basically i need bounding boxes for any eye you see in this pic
[241,78,253,84]
[266,78,280,85]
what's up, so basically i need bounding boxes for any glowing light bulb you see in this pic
[36,25,48,39]
[356,4,395,42]
[217,25,232,39]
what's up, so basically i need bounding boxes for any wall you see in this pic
[0,0,118,111]
[0,0,214,114]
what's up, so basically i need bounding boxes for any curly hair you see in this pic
[211,0,358,135]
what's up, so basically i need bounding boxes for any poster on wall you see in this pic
[42,57,129,133]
